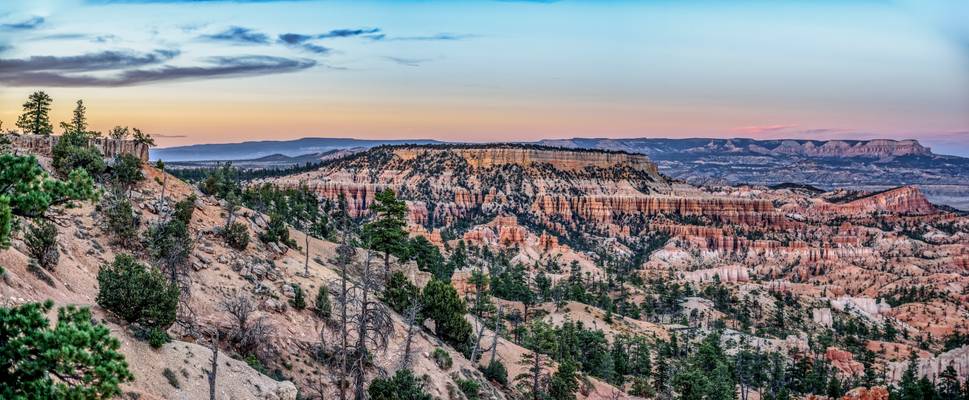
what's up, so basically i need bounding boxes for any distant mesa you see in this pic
[150,137,442,162]
[537,137,937,159]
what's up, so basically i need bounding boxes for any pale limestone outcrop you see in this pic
[886,345,969,381]
[830,296,891,321]
[10,134,149,161]
[681,265,749,283]
[813,308,834,327]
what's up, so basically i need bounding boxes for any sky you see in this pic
[1,1,968,155]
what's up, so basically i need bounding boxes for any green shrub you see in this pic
[223,221,250,250]
[245,354,269,375]
[382,271,420,313]
[290,283,306,310]
[431,348,452,370]
[52,130,105,176]
[368,369,433,400]
[481,360,508,386]
[456,378,480,400]
[97,253,179,330]
[314,286,331,319]
[146,327,170,349]
[259,213,295,247]
[25,220,58,270]
[102,191,140,247]
[146,219,192,278]
[110,154,144,192]
[162,368,180,388]
[422,280,473,353]
[173,195,197,225]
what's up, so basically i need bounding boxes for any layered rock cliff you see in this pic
[271,144,788,249]
[814,186,937,215]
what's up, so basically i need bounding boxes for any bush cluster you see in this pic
[96,254,179,334]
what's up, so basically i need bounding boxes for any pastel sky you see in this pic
[1,0,968,155]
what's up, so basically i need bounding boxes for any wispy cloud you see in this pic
[276,28,380,54]
[373,33,475,41]
[317,28,380,39]
[154,133,188,138]
[384,56,431,67]
[1,16,45,30]
[0,51,315,87]
[731,124,795,135]
[276,34,330,54]
[200,26,270,44]
[278,33,313,45]
[0,50,179,72]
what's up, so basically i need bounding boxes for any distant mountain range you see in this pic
[149,137,442,161]
[536,137,938,159]
[538,138,969,209]
[151,136,969,209]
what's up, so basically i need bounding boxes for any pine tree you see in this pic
[367,369,433,400]
[548,360,580,400]
[25,220,59,270]
[290,283,306,310]
[895,351,923,400]
[111,154,144,196]
[382,271,420,313]
[109,126,130,140]
[132,128,156,147]
[0,301,133,398]
[421,279,472,352]
[96,254,179,330]
[16,91,54,135]
[939,364,960,400]
[362,189,407,278]
[60,100,87,135]
[409,236,446,278]
[516,321,558,400]
[314,286,332,320]
[0,154,97,248]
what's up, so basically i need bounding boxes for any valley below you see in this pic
[4,137,968,400]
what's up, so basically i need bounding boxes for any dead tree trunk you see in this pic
[304,230,310,276]
[399,300,422,370]
[337,235,352,400]
[470,317,487,363]
[489,305,503,365]
[158,173,167,207]
[354,250,373,400]
[207,332,220,400]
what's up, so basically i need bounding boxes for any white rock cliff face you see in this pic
[886,346,969,382]
[681,265,750,283]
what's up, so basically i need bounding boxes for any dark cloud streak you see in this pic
[317,28,380,39]
[1,16,45,30]
[384,56,430,67]
[0,50,178,72]
[373,33,475,41]
[0,53,315,87]
[200,26,270,44]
